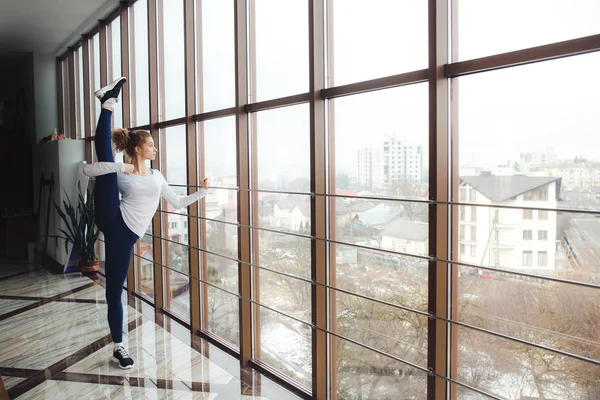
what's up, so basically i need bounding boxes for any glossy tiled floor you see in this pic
[0,262,303,400]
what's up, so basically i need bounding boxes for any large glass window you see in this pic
[157,0,185,121]
[60,58,71,137]
[251,105,312,388]
[454,52,600,399]
[250,0,308,101]
[129,0,149,127]
[75,47,85,138]
[328,83,429,398]
[200,116,239,348]
[195,0,235,113]
[160,125,190,321]
[58,2,600,398]
[329,0,428,86]
[134,232,155,301]
[457,0,600,61]
[107,17,124,129]
[90,32,101,140]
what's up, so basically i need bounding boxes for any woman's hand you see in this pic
[123,164,135,174]
[200,177,209,189]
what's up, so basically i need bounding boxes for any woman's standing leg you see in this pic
[103,219,138,369]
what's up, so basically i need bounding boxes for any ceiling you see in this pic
[0,0,118,55]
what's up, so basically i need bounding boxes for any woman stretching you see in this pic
[83,77,208,369]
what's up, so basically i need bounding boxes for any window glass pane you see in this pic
[203,117,236,188]
[205,243,237,293]
[164,268,190,322]
[196,0,235,112]
[258,306,311,388]
[134,232,155,300]
[201,114,238,331]
[332,84,428,198]
[456,283,600,399]
[130,0,149,127]
[158,0,185,121]
[329,244,429,310]
[253,221,312,382]
[456,53,599,273]
[329,0,427,86]
[334,197,427,257]
[457,0,600,61]
[107,17,124,129]
[260,269,310,323]
[206,284,239,348]
[204,188,237,224]
[455,54,600,397]
[253,103,311,383]
[538,251,548,266]
[160,125,188,194]
[329,83,429,398]
[336,290,427,367]
[458,55,599,201]
[61,59,71,137]
[257,193,310,232]
[157,125,189,319]
[76,48,85,138]
[255,104,310,192]
[335,336,426,398]
[258,231,310,282]
[252,0,308,101]
[163,214,189,267]
[91,33,101,135]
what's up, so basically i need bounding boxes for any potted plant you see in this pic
[55,182,100,275]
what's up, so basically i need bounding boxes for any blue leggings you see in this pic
[94,108,138,343]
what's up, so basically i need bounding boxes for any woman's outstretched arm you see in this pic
[83,162,134,177]
[159,172,208,209]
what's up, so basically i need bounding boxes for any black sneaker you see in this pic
[94,77,127,104]
[113,346,135,369]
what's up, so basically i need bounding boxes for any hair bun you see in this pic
[112,128,130,152]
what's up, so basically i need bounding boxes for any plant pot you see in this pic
[79,260,99,276]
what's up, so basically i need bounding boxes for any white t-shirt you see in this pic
[83,162,207,238]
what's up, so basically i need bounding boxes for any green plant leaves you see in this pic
[54,181,99,262]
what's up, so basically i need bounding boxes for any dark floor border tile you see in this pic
[54,298,107,305]
[0,301,44,322]
[0,296,105,305]
[127,316,145,332]
[151,378,225,392]
[52,372,127,386]
[0,282,96,303]
[0,368,38,378]
[0,295,46,301]
[0,266,44,282]
[7,333,113,399]
[0,282,98,322]
[50,372,229,394]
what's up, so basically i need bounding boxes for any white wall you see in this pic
[33,52,57,142]
[34,140,85,266]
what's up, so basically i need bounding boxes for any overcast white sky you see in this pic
[122,0,600,183]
